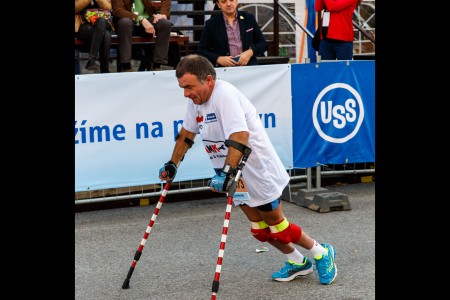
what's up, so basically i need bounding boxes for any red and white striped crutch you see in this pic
[211,147,251,300]
[122,181,171,289]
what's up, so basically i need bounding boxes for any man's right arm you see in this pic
[159,0,172,18]
[169,127,197,166]
[197,18,221,66]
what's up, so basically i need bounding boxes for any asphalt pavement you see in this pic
[75,182,375,300]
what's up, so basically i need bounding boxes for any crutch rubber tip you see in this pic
[122,278,130,289]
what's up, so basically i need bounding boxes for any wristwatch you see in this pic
[137,16,144,24]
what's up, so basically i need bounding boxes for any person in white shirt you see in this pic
[159,54,337,285]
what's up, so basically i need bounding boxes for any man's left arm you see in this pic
[224,131,249,169]
[248,14,267,56]
[239,13,267,63]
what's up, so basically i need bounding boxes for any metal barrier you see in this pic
[75,163,375,205]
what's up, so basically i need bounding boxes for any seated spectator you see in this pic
[197,0,267,67]
[111,0,172,72]
[75,0,113,73]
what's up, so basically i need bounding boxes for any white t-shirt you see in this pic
[182,80,289,207]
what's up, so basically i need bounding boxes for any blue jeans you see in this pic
[319,39,353,60]
[76,18,112,72]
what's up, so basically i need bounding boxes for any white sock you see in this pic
[286,248,305,265]
[309,240,328,259]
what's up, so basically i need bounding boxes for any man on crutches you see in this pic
[159,54,337,297]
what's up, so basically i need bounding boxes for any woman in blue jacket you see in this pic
[197,0,267,67]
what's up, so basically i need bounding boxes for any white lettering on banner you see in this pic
[312,83,364,144]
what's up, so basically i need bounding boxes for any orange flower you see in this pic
[90,15,99,24]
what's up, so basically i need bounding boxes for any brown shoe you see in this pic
[85,59,100,72]
[121,62,133,72]
[151,63,162,71]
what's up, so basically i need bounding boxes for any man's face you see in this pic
[217,0,238,15]
[177,73,214,105]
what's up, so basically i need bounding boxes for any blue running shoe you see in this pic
[314,243,337,285]
[272,257,313,282]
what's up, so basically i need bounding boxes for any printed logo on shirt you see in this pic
[203,139,227,160]
[196,114,203,123]
[205,113,217,123]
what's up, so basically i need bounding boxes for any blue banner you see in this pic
[291,61,375,168]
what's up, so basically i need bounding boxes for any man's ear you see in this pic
[206,75,214,85]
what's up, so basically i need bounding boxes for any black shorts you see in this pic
[239,198,281,212]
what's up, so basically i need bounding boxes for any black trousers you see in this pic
[76,18,112,73]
